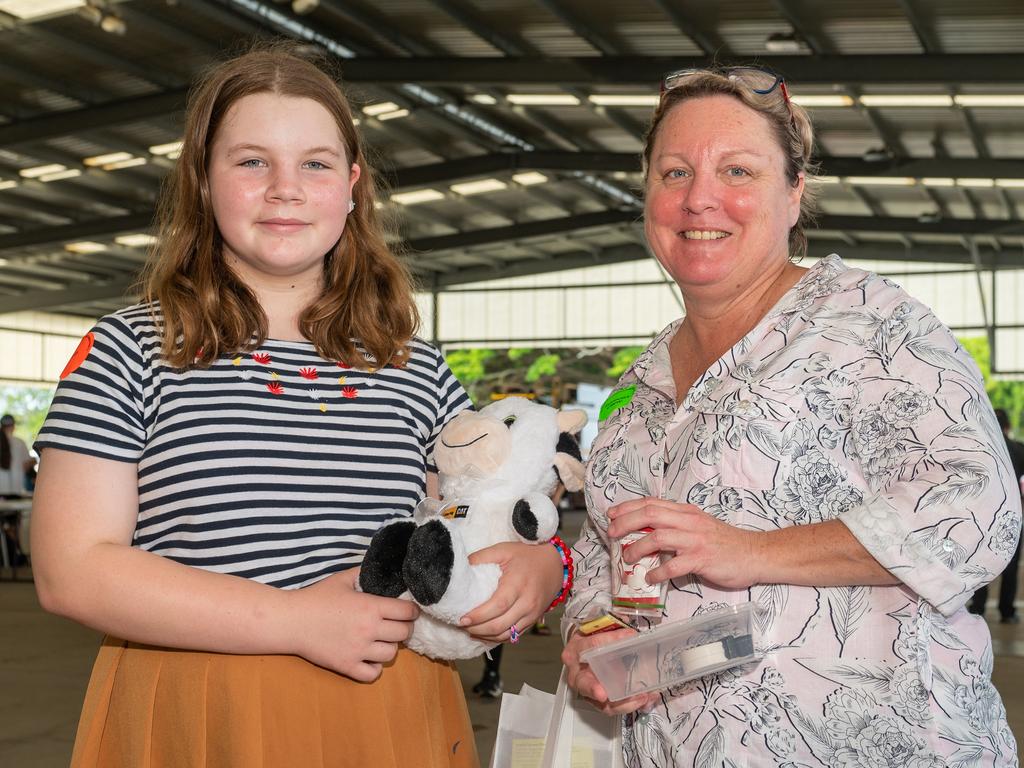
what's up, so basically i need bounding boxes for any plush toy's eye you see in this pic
[503,416,517,427]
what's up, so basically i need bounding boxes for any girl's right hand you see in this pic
[291,568,419,682]
[562,628,660,715]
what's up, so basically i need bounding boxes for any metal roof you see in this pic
[0,0,1022,318]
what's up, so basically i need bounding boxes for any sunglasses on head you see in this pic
[660,65,795,126]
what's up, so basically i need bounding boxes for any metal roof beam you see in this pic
[0,279,137,314]
[433,240,1023,289]
[895,0,941,53]
[4,54,1022,148]
[649,0,730,56]
[330,55,1024,85]
[409,210,638,252]
[0,214,153,252]
[0,90,188,148]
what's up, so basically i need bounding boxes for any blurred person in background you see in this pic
[0,413,34,497]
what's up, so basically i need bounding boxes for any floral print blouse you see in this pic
[567,255,1020,767]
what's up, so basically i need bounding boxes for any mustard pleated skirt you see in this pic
[70,638,480,768]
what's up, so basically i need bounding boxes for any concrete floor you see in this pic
[3,513,1023,767]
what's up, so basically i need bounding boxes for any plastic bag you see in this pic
[490,668,623,768]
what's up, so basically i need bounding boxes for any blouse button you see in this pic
[941,538,955,552]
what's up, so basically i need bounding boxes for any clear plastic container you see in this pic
[579,603,758,701]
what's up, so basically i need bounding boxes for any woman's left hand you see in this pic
[607,498,763,590]
[458,540,564,643]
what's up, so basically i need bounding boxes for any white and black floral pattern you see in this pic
[567,255,1020,767]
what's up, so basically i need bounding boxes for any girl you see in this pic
[32,46,563,768]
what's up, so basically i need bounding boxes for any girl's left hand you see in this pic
[458,540,564,643]
[607,498,763,590]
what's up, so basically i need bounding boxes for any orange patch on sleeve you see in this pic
[60,332,95,380]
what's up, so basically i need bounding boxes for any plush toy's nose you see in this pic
[436,412,512,476]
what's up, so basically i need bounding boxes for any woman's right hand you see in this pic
[562,628,660,715]
[290,568,419,682]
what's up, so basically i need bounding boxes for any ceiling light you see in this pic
[99,13,125,34]
[861,147,891,162]
[39,168,82,182]
[587,94,659,107]
[363,101,400,116]
[84,151,133,167]
[103,157,147,171]
[791,95,855,107]
[65,241,106,254]
[954,95,1024,107]
[390,189,445,206]
[843,176,917,186]
[0,179,17,191]
[512,172,548,186]
[376,108,410,121]
[507,94,580,106]
[470,94,497,105]
[0,0,84,19]
[149,140,183,156]
[291,0,319,13]
[859,94,953,107]
[957,178,995,188]
[810,175,842,184]
[764,31,808,53]
[450,178,508,196]
[20,163,66,179]
[115,233,158,247]
[995,179,1024,188]
[921,177,956,187]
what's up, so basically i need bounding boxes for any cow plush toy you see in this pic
[358,397,587,660]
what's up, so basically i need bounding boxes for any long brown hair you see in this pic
[142,43,418,368]
[642,67,819,260]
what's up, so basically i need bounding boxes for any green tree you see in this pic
[958,336,1024,436]
[0,386,55,443]
[444,345,645,406]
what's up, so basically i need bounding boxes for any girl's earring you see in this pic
[348,200,356,213]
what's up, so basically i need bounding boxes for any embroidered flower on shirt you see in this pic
[299,367,319,380]
[253,352,272,365]
[232,356,242,365]
[267,381,284,395]
[341,386,358,399]
[337,361,351,369]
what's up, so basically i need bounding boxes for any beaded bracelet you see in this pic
[546,534,574,612]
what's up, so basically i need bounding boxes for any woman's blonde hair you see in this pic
[142,43,418,368]
[642,67,819,259]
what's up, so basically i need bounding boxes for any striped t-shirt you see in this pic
[36,303,471,588]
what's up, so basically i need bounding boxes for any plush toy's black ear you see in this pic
[359,521,417,598]
[556,431,582,461]
[552,431,586,492]
[403,519,455,606]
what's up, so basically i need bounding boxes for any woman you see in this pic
[562,66,1020,767]
[32,46,562,767]
[0,413,34,496]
